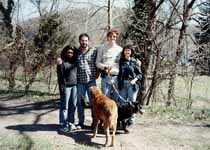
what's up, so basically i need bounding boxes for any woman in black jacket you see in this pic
[118,45,142,130]
[57,45,78,132]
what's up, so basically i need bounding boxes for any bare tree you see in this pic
[107,0,112,30]
[124,0,165,105]
[167,0,196,106]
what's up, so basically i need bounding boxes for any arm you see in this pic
[130,60,143,85]
[95,46,108,70]
[134,60,143,81]
[57,64,65,94]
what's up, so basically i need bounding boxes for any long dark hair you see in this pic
[60,45,77,62]
[120,45,134,62]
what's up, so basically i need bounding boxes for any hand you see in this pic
[104,66,112,74]
[130,78,137,85]
[57,57,63,65]
[59,85,65,94]
[136,59,141,66]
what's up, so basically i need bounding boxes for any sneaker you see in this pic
[69,124,77,132]
[59,127,69,133]
[76,124,84,130]
[139,108,145,114]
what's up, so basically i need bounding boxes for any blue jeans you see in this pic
[119,80,139,124]
[101,75,119,102]
[77,80,96,126]
[59,86,77,127]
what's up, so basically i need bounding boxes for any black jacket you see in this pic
[118,58,142,90]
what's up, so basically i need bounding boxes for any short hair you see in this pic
[79,33,90,41]
[107,29,120,38]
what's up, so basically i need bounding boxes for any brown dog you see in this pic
[89,86,118,147]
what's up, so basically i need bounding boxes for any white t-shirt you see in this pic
[96,42,122,75]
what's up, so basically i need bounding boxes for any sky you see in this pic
[12,0,131,22]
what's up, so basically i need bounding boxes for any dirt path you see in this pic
[0,96,210,150]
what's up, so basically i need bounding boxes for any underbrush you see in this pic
[146,105,210,125]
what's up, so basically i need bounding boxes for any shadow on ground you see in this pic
[0,89,58,103]
[6,124,103,148]
[0,98,59,116]
[6,124,59,132]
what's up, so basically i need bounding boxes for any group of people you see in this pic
[57,30,143,133]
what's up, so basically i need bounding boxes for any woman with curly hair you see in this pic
[57,45,78,132]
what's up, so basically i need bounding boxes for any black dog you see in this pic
[117,101,143,132]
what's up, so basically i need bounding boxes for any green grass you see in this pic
[175,76,210,101]
[147,105,210,123]
[0,135,99,150]
[147,105,192,122]
[0,134,52,150]
[192,144,210,150]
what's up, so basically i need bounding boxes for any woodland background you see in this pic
[0,0,210,149]
[0,0,210,107]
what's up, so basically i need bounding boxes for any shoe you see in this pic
[68,124,77,132]
[139,108,145,114]
[76,124,84,130]
[59,127,69,133]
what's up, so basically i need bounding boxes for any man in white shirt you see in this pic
[96,29,122,102]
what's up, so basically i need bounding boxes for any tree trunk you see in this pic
[187,65,196,109]
[107,0,112,30]
[167,69,176,106]
[140,0,156,105]
[8,61,17,90]
[167,0,196,106]
[25,71,37,93]
[146,41,161,105]
[25,64,41,93]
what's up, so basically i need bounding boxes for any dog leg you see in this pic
[122,120,128,133]
[103,121,110,146]
[111,119,117,146]
[92,118,99,138]
[117,120,121,130]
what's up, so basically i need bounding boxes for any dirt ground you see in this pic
[0,95,210,150]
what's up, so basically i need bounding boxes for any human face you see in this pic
[66,49,74,58]
[124,48,132,60]
[107,32,117,44]
[79,36,89,49]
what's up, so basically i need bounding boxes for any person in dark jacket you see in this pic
[118,45,143,131]
[57,45,78,132]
